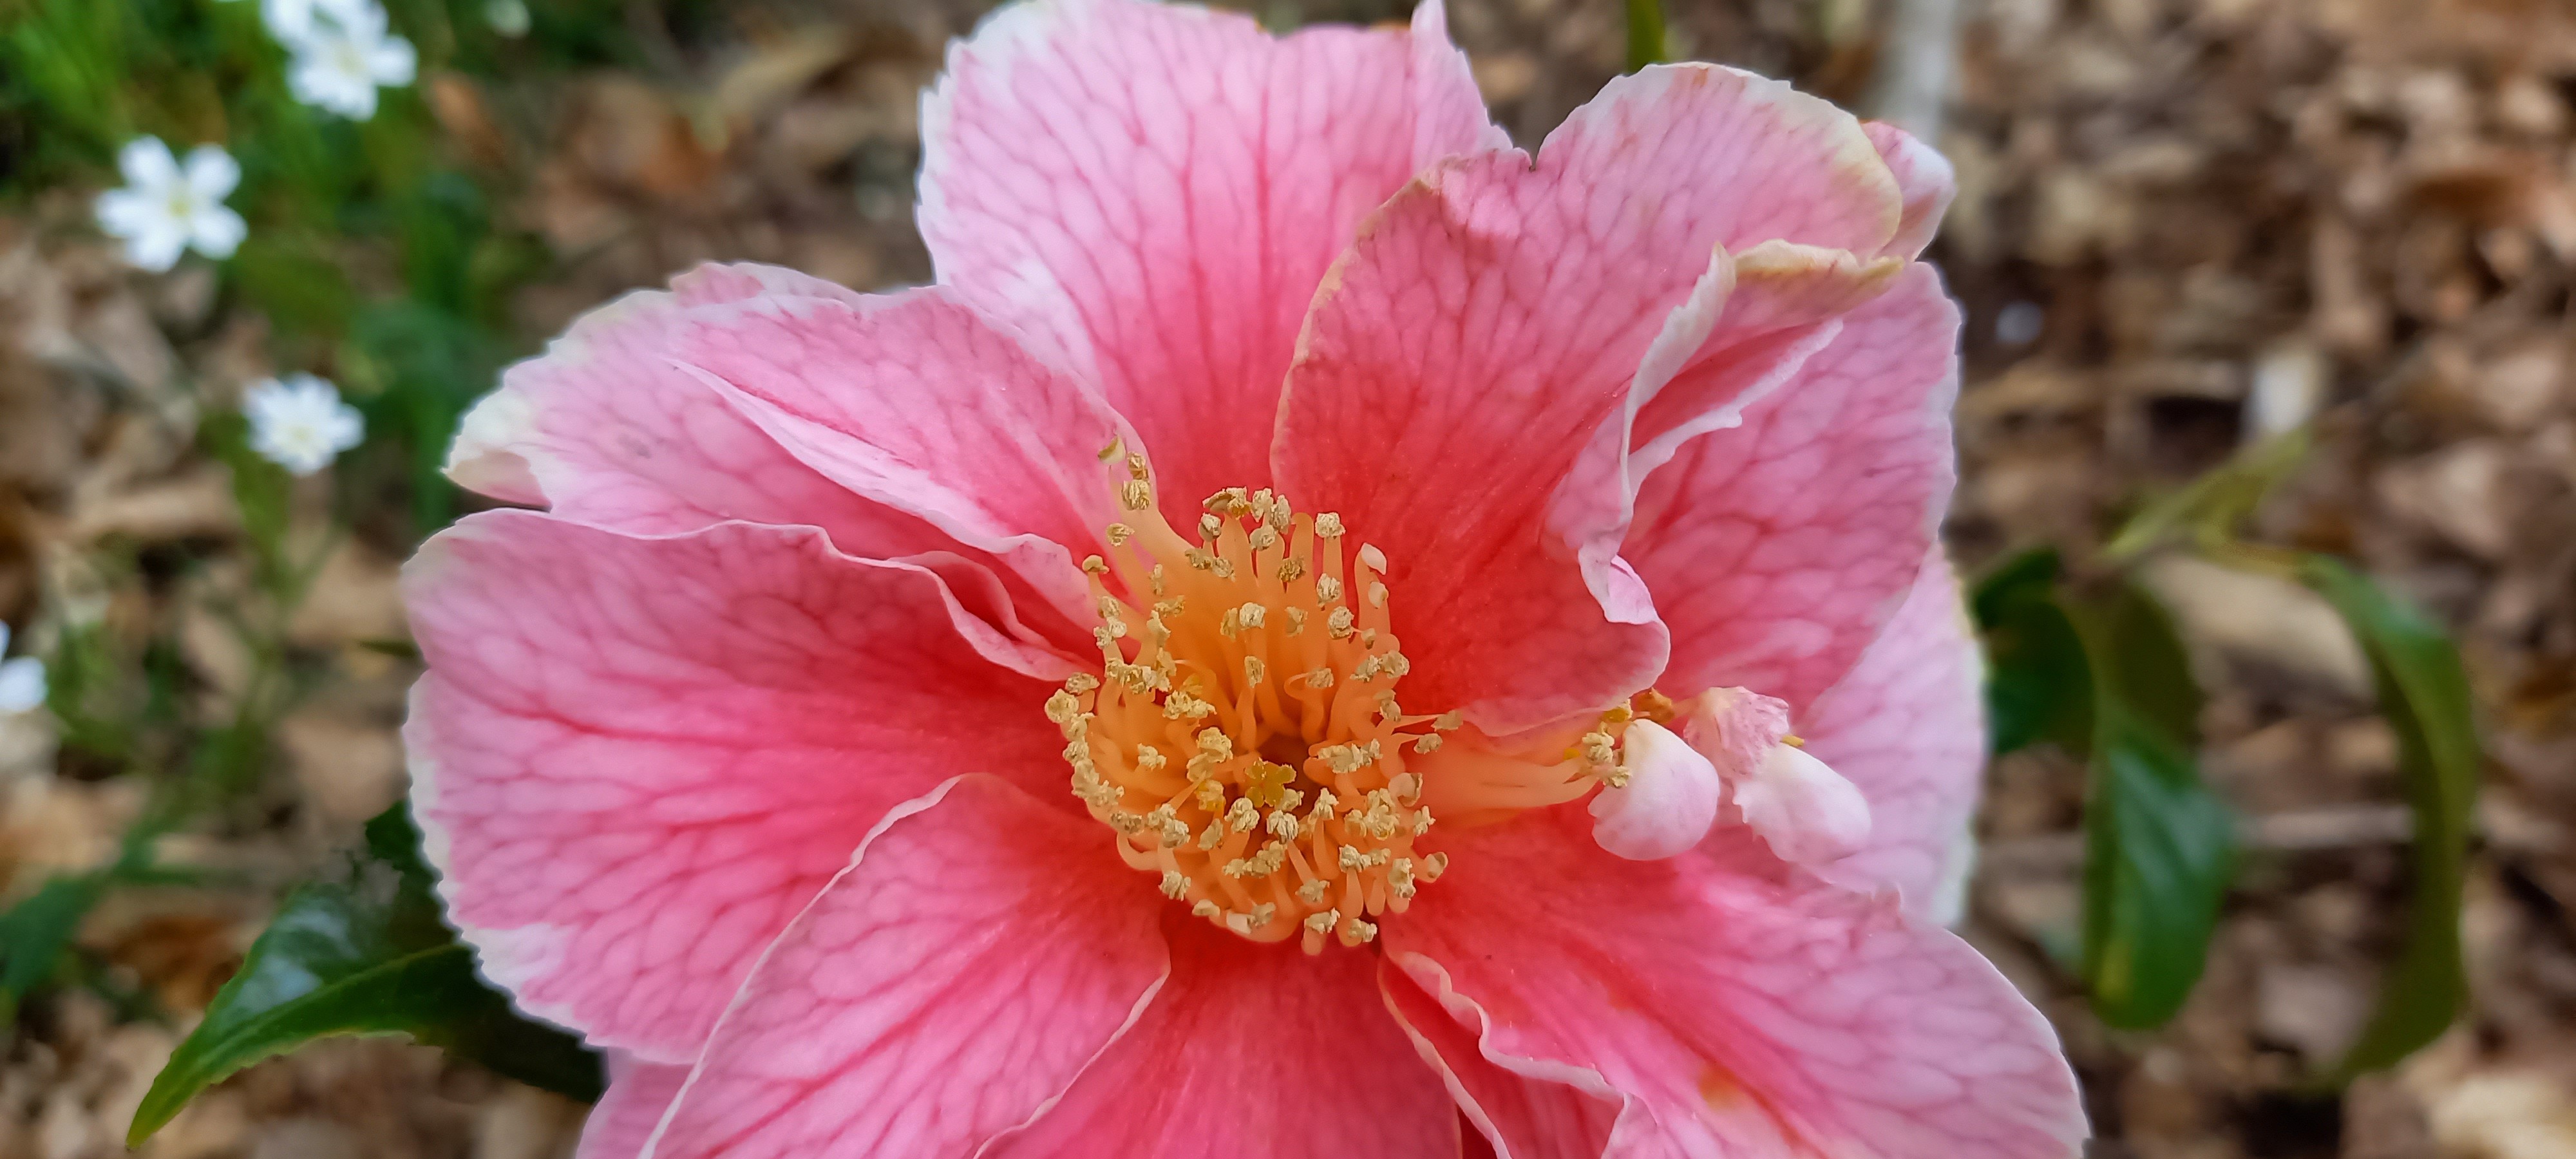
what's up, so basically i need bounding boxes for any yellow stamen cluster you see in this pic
[1054,455,1457,952]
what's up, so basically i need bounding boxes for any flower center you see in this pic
[1050,453,1629,951]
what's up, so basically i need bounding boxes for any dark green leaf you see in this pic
[2300,556,2479,1077]
[2078,701,2237,1028]
[131,806,600,1144]
[2074,579,2235,1030]
[1973,547,2093,755]
[0,873,107,1028]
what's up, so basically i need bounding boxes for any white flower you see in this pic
[252,0,372,42]
[283,0,417,120]
[92,137,247,272]
[244,373,366,475]
[0,623,45,715]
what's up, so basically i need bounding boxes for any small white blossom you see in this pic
[0,623,44,716]
[251,0,372,42]
[244,373,365,476]
[93,138,246,272]
[283,0,417,120]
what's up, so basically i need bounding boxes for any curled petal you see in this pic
[1730,742,1873,867]
[1587,720,1721,862]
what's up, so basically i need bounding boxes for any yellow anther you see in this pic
[1197,821,1224,850]
[1283,607,1307,636]
[1316,575,1343,604]
[1237,602,1267,628]
[1120,479,1152,510]
[1784,733,1806,748]
[1082,555,1109,575]
[1106,522,1134,546]
[1412,732,1443,753]
[1159,871,1188,899]
[1193,900,1222,919]
[1126,452,1151,480]
[1327,607,1356,639]
[1135,744,1166,773]
[1244,655,1265,685]
[1267,809,1303,840]
[1199,513,1223,541]
[1314,513,1345,538]
[1434,711,1463,731]
[1276,557,1309,583]
[1369,583,1388,608]
[1422,851,1450,880]
[1249,902,1277,928]
[1340,916,1378,946]
[1227,797,1260,833]
[1296,878,1331,905]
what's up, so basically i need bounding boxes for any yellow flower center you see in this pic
[1050,451,1630,952]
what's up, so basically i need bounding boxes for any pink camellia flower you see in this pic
[401,0,2087,1154]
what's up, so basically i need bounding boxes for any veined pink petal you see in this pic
[578,1055,692,1159]
[444,263,1086,652]
[665,287,1140,648]
[918,0,1501,513]
[1625,262,1962,715]
[1800,551,1987,922]
[643,777,1169,1159]
[403,511,1072,1062]
[1382,959,1621,1159]
[1864,122,1956,261]
[1387,812,2085,1159]
[981,918,1460,1159]
[1275,64,1911,732]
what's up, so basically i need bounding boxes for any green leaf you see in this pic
[1972,547,2093,755]
[2074,583,2236,1030]
[130,806,601,1144]
[2078,701,2237,1028]
[0,873,108,1028]
[2300,556,2479,1077]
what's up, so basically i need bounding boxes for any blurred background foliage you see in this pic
[0,0,2562,1154]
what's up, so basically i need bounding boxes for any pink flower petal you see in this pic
[403,511,1073,1061]
[1864,122,1956,260]
[1274,64,1911,731]
[665,287,1141,650]
[445,263,1081,651]
[577,1055,691,1159]
[1382,957,1621,1159]
[643,776,1169,1159]
[1625,262,1962,715]
[919,0,1500,513]
[1800,550,1987,922]
[981,918,1461,1159]
[1388,812,2085,1158]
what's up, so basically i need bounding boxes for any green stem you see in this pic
[1625,0,1667,72]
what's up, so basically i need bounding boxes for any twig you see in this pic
[1861,0,1962,142]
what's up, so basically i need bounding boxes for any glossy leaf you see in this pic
[130,805,600,1144]
[2302,556,2479,1077]
[2074,580,2235,1030]
[1973,546,2093,755]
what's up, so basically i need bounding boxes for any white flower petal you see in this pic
[116,136,179,188]
[369,35,416,86]
[189,206,248,259]
[0,656,45,715]
[124,222,189,272]
[182,145,242,200]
